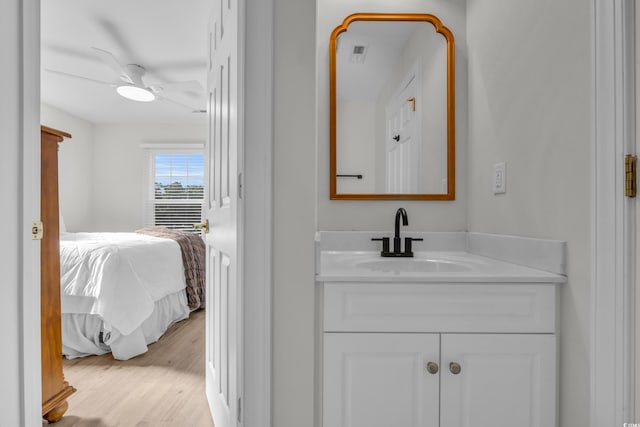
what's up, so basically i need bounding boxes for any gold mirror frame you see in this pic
[330,13,455,200]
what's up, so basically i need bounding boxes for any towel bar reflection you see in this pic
[336,174,363,179]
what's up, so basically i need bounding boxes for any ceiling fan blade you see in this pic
[43,43,98,63]
[150,60,208,72]
[45,69,116,86]
[90,47,133,83]
[149,80,203,95]
[97,19,137,66]
[158,95,204,113]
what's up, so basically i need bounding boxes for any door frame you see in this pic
[21,0,273,425]
[22,0,43,425]
[243,0,273,424]
[591,0,636,425]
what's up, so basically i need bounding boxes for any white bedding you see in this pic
[62,290,189,360]
[59,232,190,359]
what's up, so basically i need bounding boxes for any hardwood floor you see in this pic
[44,310,214,427]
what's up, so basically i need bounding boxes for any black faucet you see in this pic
[393,208,408,253]
[372,208,423,257]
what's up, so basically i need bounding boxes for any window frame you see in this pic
[142,143,207,231]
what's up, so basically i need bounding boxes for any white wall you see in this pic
[317,0,467,231]
[41,104,94,231]
[273,1,317,426]
[91,124,206,231]
[336,101,375,193]
[40,106,206,232]
[0,1,27,424]
[465,1,591,426]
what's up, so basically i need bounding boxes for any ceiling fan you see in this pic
[46,47,204,110]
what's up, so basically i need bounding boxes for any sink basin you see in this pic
[318,250,491,279]
[356,257,473,273]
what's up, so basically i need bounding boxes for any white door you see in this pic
[323,333,440,427]
[205,1,243,426]
[385,72,420,193]
[440,334,556,427]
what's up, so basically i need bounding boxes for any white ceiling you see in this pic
[41,0,210,125]
[337,21,419,102]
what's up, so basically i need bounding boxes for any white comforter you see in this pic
[59,232,187,336]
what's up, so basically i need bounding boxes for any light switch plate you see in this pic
[493,162,506,194]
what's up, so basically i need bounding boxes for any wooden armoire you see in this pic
[41,126,76,422]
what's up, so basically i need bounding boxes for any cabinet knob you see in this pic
[426,361,439,375]
[449,362,462,375]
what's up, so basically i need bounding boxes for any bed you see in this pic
[59,228,205,360]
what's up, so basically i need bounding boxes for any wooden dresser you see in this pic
[41,126,76,422]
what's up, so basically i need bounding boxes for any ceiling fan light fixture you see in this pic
[116,85,155,102]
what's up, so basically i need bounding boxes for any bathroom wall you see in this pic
[465,1,591,426]
[41,104,95,231]
[316,0,468,231]
[273,0,318,425]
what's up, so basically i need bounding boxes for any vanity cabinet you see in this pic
[321,282,558,427]
[324,333,440,427]
[438,333,555,426]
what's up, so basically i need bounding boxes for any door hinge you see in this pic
[31,221,43,240]
[237,397,242,422]
[238,172,243,199]
[625,154,637,198]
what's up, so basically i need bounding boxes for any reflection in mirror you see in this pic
[330,14,455,200]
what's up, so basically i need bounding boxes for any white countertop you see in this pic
[317,250,567,283]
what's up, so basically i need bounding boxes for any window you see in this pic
[144,147,206,232]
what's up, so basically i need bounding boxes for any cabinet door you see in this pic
[440,334,556,427]
[323,333,440,427]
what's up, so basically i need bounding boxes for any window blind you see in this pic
[146,152,205,232]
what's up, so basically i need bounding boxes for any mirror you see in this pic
[330,13,455,200]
